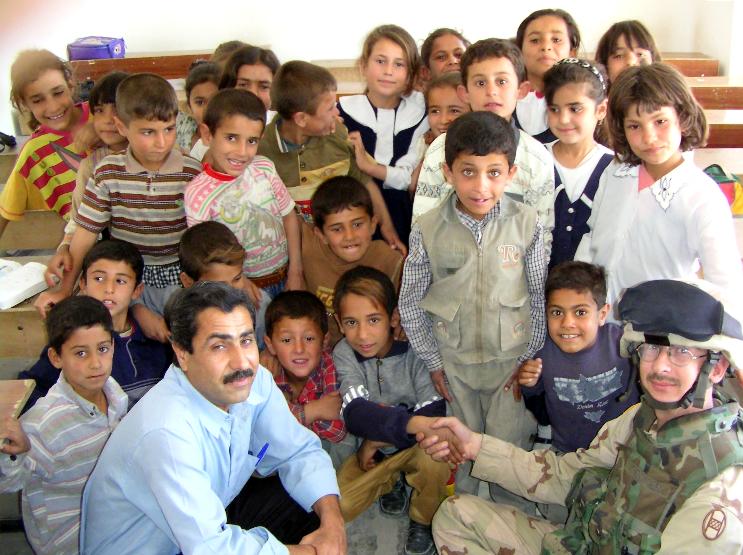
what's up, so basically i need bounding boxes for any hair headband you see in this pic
[555,58,606,91]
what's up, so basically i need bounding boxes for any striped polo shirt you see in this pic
[0,375,127,555]
[76,147,202,267]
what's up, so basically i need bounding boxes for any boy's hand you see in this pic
[0,416,31,456]
[34,288,69,318]
[242,279,262,306]
[379,222,407,257]
[259,350,281,377]
[430,369,452,403]
[305,392,342,423]
[357,439,387,471]
[407,415,464,464]
[517,358,542,388]
[44,246,72,287]
[286,269,305,291]
[131,304,169,343]
[416,416,482,463]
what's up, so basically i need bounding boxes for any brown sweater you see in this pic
[301,223,404,346]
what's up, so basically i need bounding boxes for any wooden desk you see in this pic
[689,76,743,110]
[0,210,66,252]
[693,148,743,174]
[706,110,743,148]
[0,255,50,358]
[69,50,212,82]
[663,52,719,77]
[0,136,28,184]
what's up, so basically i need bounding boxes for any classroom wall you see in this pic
[0,0,736,136]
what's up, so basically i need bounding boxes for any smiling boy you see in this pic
[518,261,639,454]
[412,39,554,256]
[185,88,302,296]
[399,111,547,508]
[302,176,404,346]
[36,73,202,323]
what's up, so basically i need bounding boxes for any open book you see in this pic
[0,259,49,310]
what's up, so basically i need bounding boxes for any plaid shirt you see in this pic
[274,350,347,443]
[400,201,547,372]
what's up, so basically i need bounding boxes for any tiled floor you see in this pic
[1,501,409,555]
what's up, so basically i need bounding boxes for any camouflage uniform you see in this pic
[433,400,743,554]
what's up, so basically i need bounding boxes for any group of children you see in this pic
[0,8,741,555]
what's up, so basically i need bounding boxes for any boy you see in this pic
[411,38,554,254]
[518,261,640,454]
[257,60,405,252]
[35,73,202,322]
[21,239,172,409]
[304,175,404,345]
[333,266,450,555]
[1,296,128,555]
[185,88,303,295]
[399,112,547,508]
[134,221,270,348]
[264,290,354,468]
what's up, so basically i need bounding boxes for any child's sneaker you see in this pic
[379,475,408,516]
[404,520,436,555]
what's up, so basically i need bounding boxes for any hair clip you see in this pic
[555,58,606,91]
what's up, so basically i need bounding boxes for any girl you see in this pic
[410,73,470,197]
[515,9,580,143]
[418,28,470,90]
[543,59,613,269]
[576,63,742,308]
[0,50,89,240]
[219,44,280,116]
[339,24,428,245]
[184,61,220,161]
[595,20,660,85]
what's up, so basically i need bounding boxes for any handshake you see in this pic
[409,416,484,465]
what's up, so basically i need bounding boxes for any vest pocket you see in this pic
[499,290,530,353]
[419,281,462,354]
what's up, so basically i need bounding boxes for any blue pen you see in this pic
[256,442,269,462]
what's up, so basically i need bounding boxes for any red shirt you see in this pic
[273,350,347,443]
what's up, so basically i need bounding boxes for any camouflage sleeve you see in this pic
[656,466,743,554]
[471,404,639,505]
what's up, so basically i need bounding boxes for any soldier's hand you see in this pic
[430,369,453,403]
[416,416,482,463]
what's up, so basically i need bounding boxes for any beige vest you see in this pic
[417,191,538,365]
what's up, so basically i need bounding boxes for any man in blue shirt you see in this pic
[80,282,345,555]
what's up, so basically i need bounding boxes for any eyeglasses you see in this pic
[636,343,707,366]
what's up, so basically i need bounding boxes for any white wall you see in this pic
[0,0,727,134]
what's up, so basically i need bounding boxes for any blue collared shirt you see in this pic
[80,364,339,555]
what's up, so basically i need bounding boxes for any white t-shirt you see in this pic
[546,142,613,202]
[516,91,549,136]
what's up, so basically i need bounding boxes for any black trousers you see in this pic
[226,474,321,545]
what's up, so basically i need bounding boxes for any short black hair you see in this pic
[543,59,607,106]
[460,39,526,86]
[333,266,396,320]
[271,61,337,119]
[165,281,255,355]
[89,71,129,109]
[219,45,280,89]
[311,176,373,230]
[185,62,220,103]
[265,291,329,337]
[115,73,178,124]
[202,88,266,134]
[445,111,517,168]
[179,221,245,281]
[46,296,113,354]
[545,261,608,308]
[81,239,144,284]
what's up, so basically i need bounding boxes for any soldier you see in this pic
[419,278,743,554]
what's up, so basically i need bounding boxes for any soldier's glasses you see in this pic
[636,343,707,366]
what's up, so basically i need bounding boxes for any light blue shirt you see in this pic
[80,364,339,554]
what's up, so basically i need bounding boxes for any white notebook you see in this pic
[0,259,49,310]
